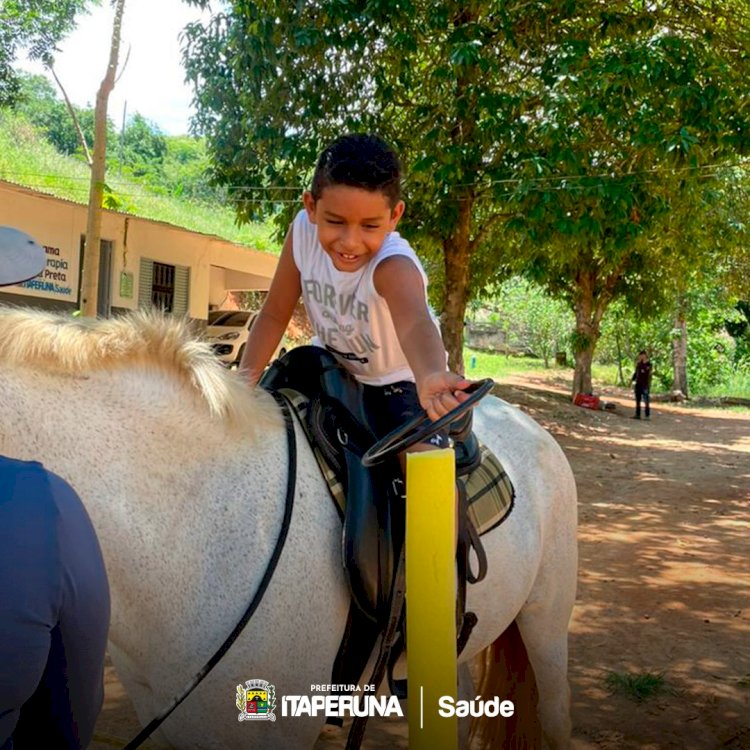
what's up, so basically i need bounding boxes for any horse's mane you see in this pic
[0,306,280,431]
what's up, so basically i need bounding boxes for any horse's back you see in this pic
[0,324,577,749]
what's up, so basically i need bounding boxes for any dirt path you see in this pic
[505,374,750,750]
[91,375,750,750]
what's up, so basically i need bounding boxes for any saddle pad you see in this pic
[280,388,514,536]
[462,443,514,535]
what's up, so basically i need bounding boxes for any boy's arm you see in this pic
[374,255,471,422]
[240,228,301,385]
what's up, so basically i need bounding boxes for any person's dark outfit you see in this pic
[0,457,110,750]
[631,360,652,419]
[362,380,449,447]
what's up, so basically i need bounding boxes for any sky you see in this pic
[18,0,214,136]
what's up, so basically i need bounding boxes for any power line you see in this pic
[452,159,750,189]
[1,159,748,205]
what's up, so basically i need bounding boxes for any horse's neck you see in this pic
[2,366,291,606]
[4,363,356,699]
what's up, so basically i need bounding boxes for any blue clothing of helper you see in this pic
[0,457,110,750]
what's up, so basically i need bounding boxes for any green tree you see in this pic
[0,0,97,106]
[505,5,750,395]
[473,278,573,366]
[182,0,552,372]
[13,72,108,156]
[598,283,746,396]
[161,135,223,201]
[7,73,228,204]
[597,300,674,388]
[115,126,227,201]
[120,113,167,175]
[656,166,750,395]
[726,301,750,364]
[183,0,750,387]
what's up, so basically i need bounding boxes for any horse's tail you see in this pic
[469,619,542,749]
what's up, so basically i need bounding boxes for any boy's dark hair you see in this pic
[310,134,402,207]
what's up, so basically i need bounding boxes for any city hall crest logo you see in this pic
[236,678,276,722]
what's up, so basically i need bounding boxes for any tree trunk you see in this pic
[671,305,689,398]
[571,268,608,398]
[572,345,595,397]
[441,11,478,376]
[80,0,126,317]
[441,195,473,375]
[615,329,625,386]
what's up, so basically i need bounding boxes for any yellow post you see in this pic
[406,449,458,750]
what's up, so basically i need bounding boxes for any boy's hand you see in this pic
[418,371,473,422]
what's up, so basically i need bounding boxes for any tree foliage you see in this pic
[182,0,750,387]
[470,278,573,367]
[726,301,750,364]
[119,113,167,175]
[598,285,744,395]
[502,2,750,393]
[0,0,97,106]
[113,121,227,202]
[14,72,106,156]
[158,135,226,201]
[182,0,558,370]
[7,74,221,202]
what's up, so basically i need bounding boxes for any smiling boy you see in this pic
[241,134,471,441]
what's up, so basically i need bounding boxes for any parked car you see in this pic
[205,310,286,367]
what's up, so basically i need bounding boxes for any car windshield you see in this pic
[208,310,227,325]
[211,311,251,327]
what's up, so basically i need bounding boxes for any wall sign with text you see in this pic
[6,244,79,301]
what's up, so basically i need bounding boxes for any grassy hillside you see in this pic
[0,111,281,253]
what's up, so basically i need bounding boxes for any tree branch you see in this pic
[46,63,92,167]
[470,210,512,250]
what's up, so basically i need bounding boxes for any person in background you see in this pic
[631,349,653,420]
[0,226,110,750]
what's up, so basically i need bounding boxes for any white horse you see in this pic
[0,308,577,750]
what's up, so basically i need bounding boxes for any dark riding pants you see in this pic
[634,385,650,418]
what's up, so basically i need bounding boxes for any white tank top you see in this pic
[292,210,442,385]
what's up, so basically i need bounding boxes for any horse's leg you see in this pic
[516,463,577,750]
[470,620,542,749]
[516,602,572,750]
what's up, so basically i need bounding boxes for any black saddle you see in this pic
[260,346,402,621]
[259,347,485,738]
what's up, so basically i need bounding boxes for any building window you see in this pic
[152,262,175,312]
[139,258,190,316]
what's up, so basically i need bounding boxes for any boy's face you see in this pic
[303,185,405,272]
